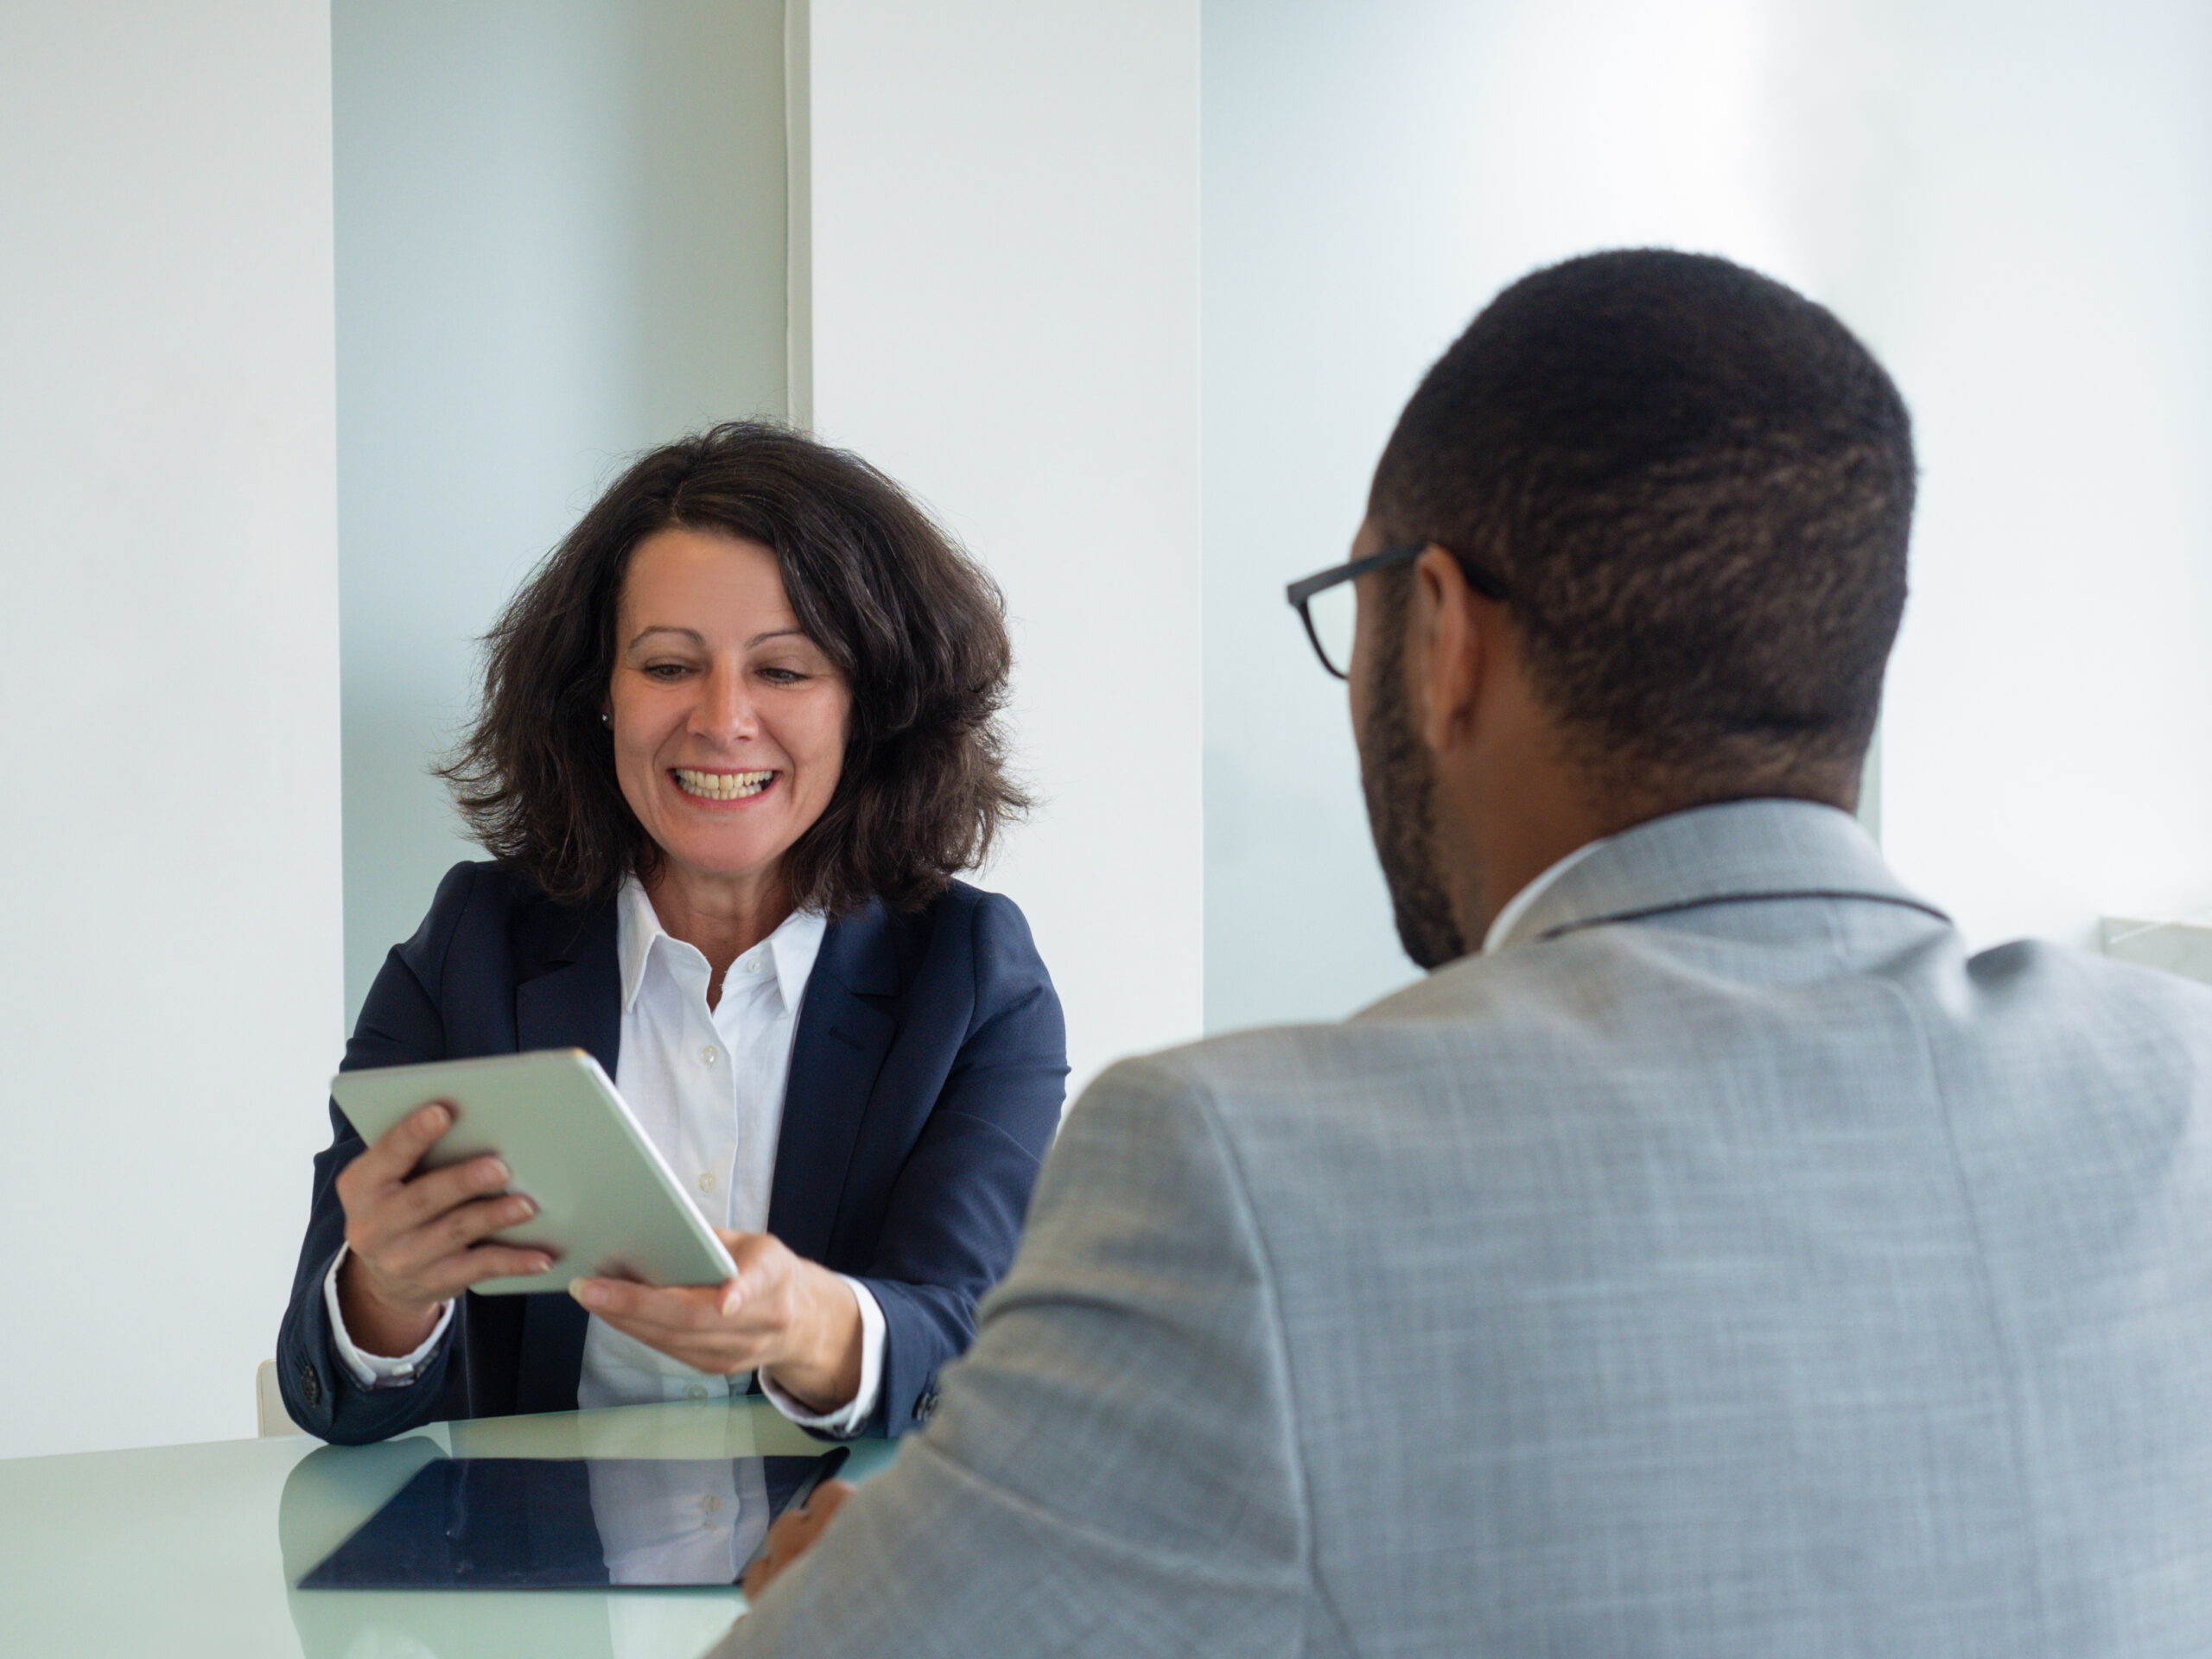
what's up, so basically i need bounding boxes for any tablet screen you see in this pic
[296,1452,845,1590]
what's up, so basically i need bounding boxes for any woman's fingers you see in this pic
[345,1168,511,1282]
[339,1101,512,1232]
[573,1278,724,1331]
[716,1231,801,1319]
[346,1163,521,1262]
[336,1098,550,1309]
[570,1278,781,1374]
[340,1100,453,1192]
[577,1249,790,1332]
[377,1192,542,1281]
[406,1242,556,1301]
[329,1105,556,1352]
[427,1189,537,1257]
[570,1243,855,1409]
[385,1152,518,1232]
[348,1215,554,1319]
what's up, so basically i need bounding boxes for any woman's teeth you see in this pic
[674,768,774,800]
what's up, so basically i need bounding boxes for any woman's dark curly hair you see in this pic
[439,421,1028,916]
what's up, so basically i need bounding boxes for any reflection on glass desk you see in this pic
[299,1452,845,1590]
[0,1397,895,1659]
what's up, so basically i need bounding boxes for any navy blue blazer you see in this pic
[276,861,1067,1445]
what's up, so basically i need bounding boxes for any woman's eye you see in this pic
[757,665,807,685]
[642,662,693,681]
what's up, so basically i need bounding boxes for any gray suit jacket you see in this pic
[724,800,2212,1657]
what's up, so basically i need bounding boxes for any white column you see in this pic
[0,0,342,1454]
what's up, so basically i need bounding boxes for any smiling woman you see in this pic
[276,423,1066,1449]
[608,528,856,969]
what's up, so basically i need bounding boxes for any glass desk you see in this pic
[0,1398,895,1659]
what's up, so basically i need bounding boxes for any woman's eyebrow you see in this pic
[626,625,704,650]
[626,625,810,650]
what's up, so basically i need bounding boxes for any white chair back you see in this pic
[256,1358,305,1437]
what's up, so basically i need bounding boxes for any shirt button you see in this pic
[685,1383,709,1402]
[697,1172,717,1192]
[700,1494,721,1515]
[745,957,764,975]
[700,1045,718,1065]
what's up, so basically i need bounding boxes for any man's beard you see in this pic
[1357,625,1468,971]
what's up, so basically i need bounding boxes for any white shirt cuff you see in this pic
[321,1244,454,1389]
[756,1274,885,1434]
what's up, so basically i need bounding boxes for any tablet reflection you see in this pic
[277,1438,821,1659]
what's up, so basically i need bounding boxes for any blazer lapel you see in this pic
[507,892,620,1414]
[768,903,900,1265]
[513,897,622,1074]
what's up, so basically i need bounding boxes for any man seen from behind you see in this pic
[722,249,2212,1658]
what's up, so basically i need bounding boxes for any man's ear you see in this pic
[1409,546,1486,755]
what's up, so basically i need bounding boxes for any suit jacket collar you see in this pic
[769,899,901,1262]
[511,889,622,1077]
[1499,798,1949,950]
[808,896,903,995]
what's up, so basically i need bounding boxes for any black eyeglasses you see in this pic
[1285,543,1510,679]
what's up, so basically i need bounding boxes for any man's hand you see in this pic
[570,1230,865,1412]
[742,1480,855,1599]
[334,1102,554,1356]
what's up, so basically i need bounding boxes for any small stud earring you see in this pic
[600,711,611,725]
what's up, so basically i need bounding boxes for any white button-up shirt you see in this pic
[325,876,886,1435]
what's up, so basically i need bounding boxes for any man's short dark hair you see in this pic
[441,421,1027,915]
[1370,249,1914,806]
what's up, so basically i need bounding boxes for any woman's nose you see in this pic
[690,665,759,740]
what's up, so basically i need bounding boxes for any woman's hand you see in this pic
[570,1230,864,1413]
[333,1101,555,1356]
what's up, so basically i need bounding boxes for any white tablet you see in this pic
[329,1049,738,1295]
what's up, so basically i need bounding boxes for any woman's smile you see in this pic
[671,766,778,802]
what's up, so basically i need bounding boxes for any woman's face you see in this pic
[609,527,851,906]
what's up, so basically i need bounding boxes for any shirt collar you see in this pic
[758,906,828,1012]
[1481,836,1611,955]
[617,876,661,1012]
[616,874,828,1014]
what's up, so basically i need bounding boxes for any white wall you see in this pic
[804,0,1205,1096]
[0,2,341,1456]
[1857,0,2212,952]
[1202,0,2212,1033]
[335,0,791,1022]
